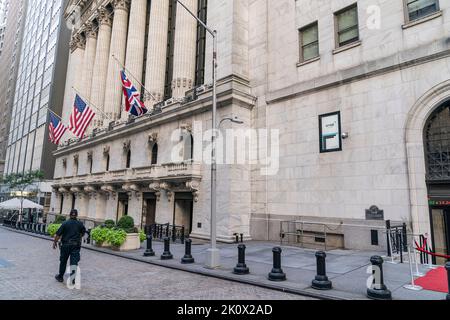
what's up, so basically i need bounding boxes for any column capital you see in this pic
[83,21,98,39]
[97,7,113,27]
[70,33,86,52]
[112,0,130,12]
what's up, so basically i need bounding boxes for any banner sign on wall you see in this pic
[319,111,342,153]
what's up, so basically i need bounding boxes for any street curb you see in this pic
[2,226,349,300]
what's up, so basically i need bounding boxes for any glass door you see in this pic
[430,208,449,265]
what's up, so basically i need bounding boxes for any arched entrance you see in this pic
[405,80,450,265]
[424,101,450,265]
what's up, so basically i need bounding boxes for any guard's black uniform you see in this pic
[56,219,86,277]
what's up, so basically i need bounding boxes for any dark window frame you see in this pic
[299,21,319,63]
[404,0,440,23]
[334,3,360,48]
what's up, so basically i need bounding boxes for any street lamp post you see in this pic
[175,0,220,268]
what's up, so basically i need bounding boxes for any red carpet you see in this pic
[415,267,448,293]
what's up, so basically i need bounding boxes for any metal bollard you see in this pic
[234,233,239,243]
[181,239,195,264]
[144,235,155,257]
[446,262,450,301]
[268,247,286,281]
[240,234,244,243]
[367,256,392,300]
[233,244,250,275]
[86,229,91,244]
[42,224,47,235]
[312,251,332,290]
[161,237,173,260]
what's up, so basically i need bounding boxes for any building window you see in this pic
[151,143,158,165]
[195,0,208,86]
[335,4,359,48]
[105,154,110,172]
[405,0,439,22]
[299,22,319,63]
[164,0,177,100]
[126,150,131,169]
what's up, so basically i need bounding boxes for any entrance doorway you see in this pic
[424,101,450,265]
[117,193,129,221]
[141,193,156,229]
[173,193,193,235]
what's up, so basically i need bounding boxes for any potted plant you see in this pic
[110,216,141,251]
[90,226,111,248]
[48,224,62,237]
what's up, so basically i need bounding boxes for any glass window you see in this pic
[335,4,359,48]
[406,0,439,21]
[299,22,319,62]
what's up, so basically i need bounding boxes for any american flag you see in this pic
[69,94,96,138]
[48,112,67,145]
[121,70,148,117]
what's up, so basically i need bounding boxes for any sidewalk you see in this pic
[2,226,447,300]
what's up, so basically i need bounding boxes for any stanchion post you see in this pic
[233,244,250,275]
[367,256,392,300]
[403,246,423,291]
[161,237,173,260]
[312,251,332,290]
[144,235,155,257]
[181,239,195,264]
[268,247,286,281]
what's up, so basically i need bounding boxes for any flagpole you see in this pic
[47,109,63,121]
[111,54,157,101]
[71,87,112,120]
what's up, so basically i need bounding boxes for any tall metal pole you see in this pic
[174,0,220,268]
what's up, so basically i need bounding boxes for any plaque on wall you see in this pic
[319,111,342,153]
[366,206,384,221]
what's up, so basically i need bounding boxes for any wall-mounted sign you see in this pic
[319,111,342,153]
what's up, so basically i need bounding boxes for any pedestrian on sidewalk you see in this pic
[52,209,86,283]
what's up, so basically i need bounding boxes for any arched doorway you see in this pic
[424,101,450,265]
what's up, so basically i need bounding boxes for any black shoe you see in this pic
[55,274,64,283]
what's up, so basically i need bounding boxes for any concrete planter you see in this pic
[93,241,111,248]
[113,233,141,252]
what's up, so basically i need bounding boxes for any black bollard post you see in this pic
[268,247,286,281]
[240,234,244,243]
[367,256,392,300]
[312,251,332,290]
[233,244,250,275]
[161,237,173,260]
[172,225,177,243]
[446,262,450,301]
[234,233,239,243]
[86,229,91,244]
[42,224,46,235]
[144,235,155,257]
[181,239,195,264]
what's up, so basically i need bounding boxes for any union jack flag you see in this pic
[121,70,148,117]
[69,94,96,138]
[48,112,67,145]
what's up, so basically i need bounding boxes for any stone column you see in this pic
[122,0,147,120]
[104,0,130,122]
[90,7,112,128]
[61,33,85,125]
[144,0,170,107]
[81,22,98,101]
[171,0,198,99]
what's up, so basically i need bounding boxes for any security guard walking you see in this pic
[53,209,86,283]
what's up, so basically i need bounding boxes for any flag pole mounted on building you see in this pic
[111,54,157,102]
[71,87,112,121]
[47,110,68,145]
[174,0,220,269]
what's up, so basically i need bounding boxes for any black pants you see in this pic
[59,244,81,277]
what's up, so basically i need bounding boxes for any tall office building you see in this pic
[4,0,71,179]
[0,0,27,175]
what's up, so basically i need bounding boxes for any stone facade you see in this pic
[51,0,450,251]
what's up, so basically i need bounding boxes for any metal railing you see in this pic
[144,223,186,244]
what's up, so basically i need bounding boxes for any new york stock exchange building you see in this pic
[50,0,450,259]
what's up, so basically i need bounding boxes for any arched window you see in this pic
[151,143,158,165]
[126,149,131,169]
[424,102,450,181]
[183,133,194,161]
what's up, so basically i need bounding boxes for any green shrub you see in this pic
[139,230,146,242]
[48,224,62,237]
[104,220,116,229]
[91,227,110,245]
[106,229,127,247]
[117,216,134,231]
[54,215,66,224]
